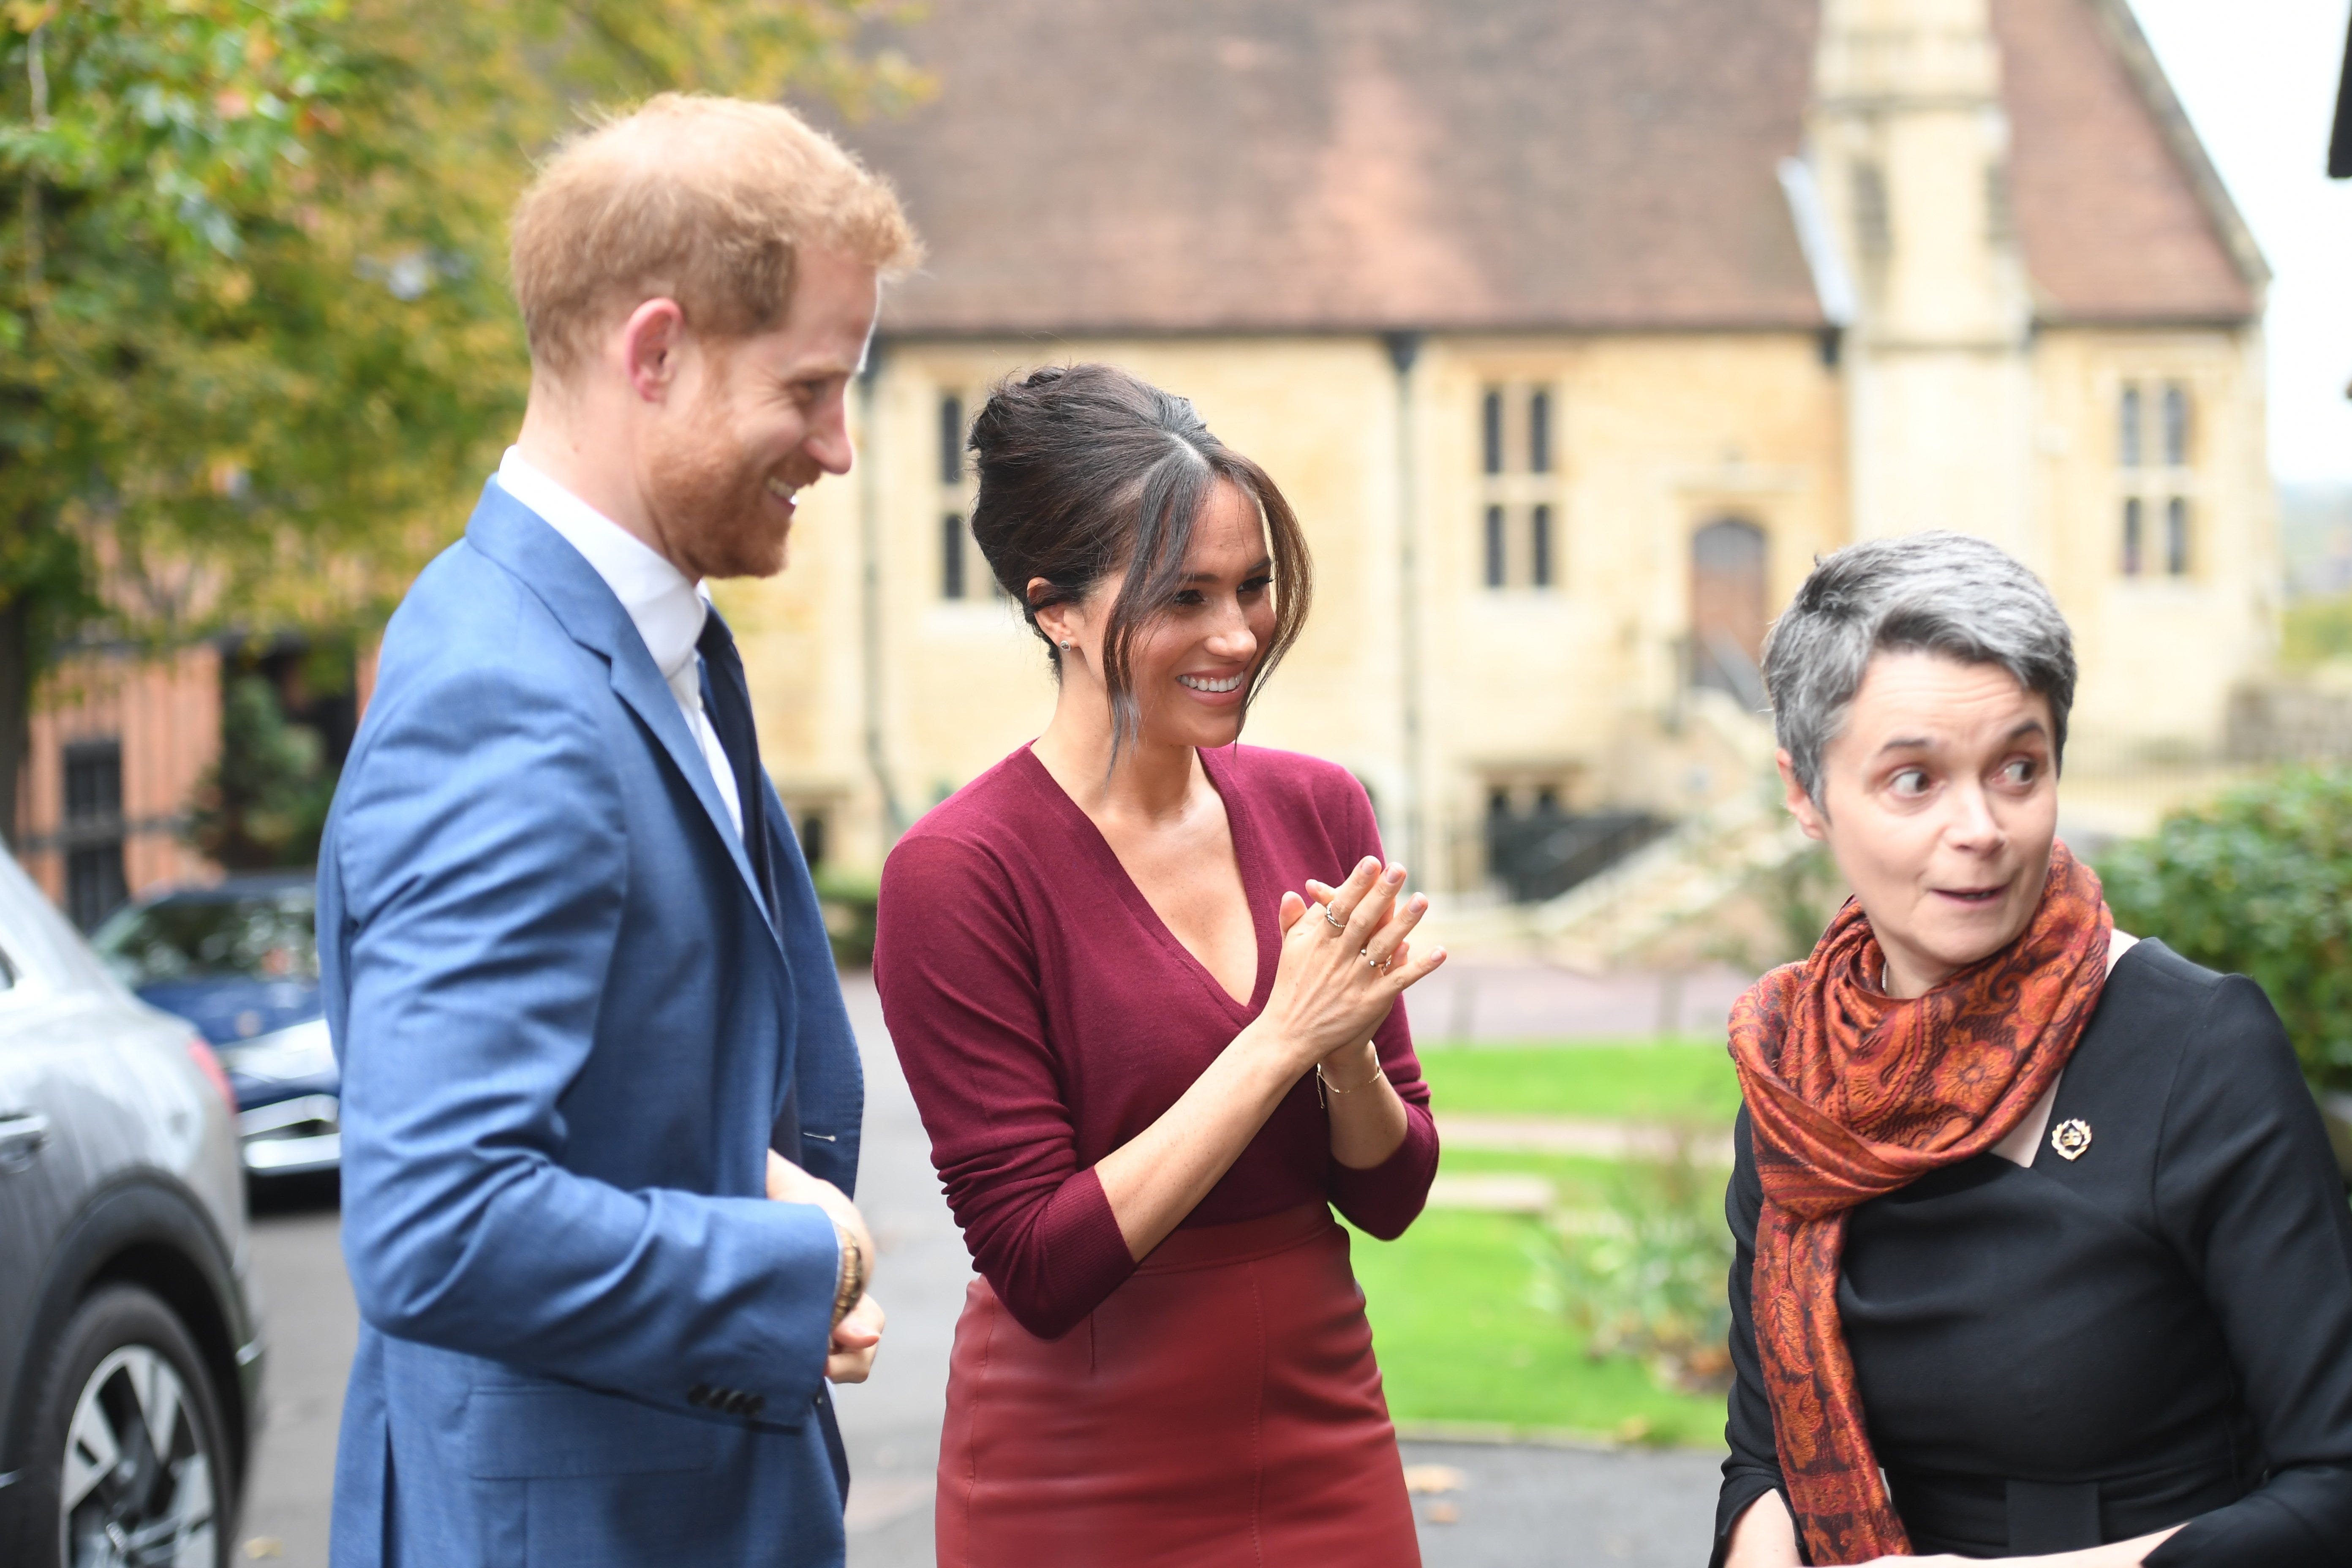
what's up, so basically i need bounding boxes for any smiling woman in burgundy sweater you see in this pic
[874,364,1446,1568]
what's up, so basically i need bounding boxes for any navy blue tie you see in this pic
[699,611,806,1161]
[695,610,778,921]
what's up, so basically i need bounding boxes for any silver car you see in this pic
[0,852,261,1568]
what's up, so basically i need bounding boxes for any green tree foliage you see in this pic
[2099,768,2352,1094]
[187,673,334,868]
[0,0,921,843]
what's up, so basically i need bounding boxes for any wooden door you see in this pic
[1690,518,1767,708]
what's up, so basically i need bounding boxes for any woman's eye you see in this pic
[2001,759,2038,787]
[1171,590,1205,607]
[1889,768,1930,797]
[1239,576,1272,596]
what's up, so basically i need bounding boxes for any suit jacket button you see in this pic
[745,1395,766,1418]
[687,1384,713,1407]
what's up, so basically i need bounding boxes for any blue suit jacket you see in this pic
[319,482,865,1567]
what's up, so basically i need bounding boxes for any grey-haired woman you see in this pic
[1716,532,2352,1566]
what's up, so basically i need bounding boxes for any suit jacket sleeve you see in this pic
[2145,977,2352,1565]
[328,655,840,1420]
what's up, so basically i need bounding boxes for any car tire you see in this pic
[1,1284,232,1568]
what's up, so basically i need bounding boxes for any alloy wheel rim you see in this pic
[57,1345,217,1568]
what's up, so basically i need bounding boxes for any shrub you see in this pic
[1538,1130,1735,1395]
[812,868,880,969]
[2098,768,2352,1094]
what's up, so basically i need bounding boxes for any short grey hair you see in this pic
[1762,531,2077,807]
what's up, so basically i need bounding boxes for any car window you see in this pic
[93,894,318,987]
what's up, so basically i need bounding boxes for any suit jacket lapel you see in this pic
[605,656,779,944]
[462,482,781,948]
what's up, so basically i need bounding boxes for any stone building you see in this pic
[727,0,2270,897]
[10,1,2268,925]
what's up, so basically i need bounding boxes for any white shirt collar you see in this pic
[495,447,709,685]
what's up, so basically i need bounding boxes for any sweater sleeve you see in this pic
[1326,1002,1440,1238]
[874,833,1136,1341]
[1712,1107,1804,1568]
[1319,767,1440,1239]
[2145,977,2352,1566]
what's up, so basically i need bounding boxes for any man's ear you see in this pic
[1778,749,1829,842]
[619,297,688,404]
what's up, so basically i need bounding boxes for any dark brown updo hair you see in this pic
[968,363,1312,757]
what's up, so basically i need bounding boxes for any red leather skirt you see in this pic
[936,1203,1420,1567]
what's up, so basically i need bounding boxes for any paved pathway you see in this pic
[239,1187,352,1565]
[833,977,972,1559]
[1402,1440,1723,1566]
[1403,960,1751,1042]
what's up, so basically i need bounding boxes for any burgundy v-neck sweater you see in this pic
[874,743,1440,1340]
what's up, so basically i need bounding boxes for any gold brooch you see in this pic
[2050,1119,2093,1161]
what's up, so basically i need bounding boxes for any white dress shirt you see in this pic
[495,448,744,839]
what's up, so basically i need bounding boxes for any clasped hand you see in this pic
[766,1151,885,1384]
[1253,856,1445,1077]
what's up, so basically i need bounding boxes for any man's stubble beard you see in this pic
[645,394,817,582]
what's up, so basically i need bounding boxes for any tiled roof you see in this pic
[825,0,2258,338]
[1993,0,2262,324]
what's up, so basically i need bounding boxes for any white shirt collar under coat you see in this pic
[496,447,710,694]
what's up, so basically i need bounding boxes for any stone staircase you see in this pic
[1430,788,1811,972]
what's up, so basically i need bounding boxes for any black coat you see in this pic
[1715,940,2352,1564]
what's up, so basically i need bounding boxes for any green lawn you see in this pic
[1433,1147,1630,1202]
[1349,1038,1741,1445]
[1416,1037,1742,1122]
[1352,1209,1727,1447]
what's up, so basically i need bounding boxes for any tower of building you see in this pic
[1807,0,2040,563]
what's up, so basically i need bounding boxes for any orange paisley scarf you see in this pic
[1727,841,2112,1564]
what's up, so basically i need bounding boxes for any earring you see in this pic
[1058,640,1073,651]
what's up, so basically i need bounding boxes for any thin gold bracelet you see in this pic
[1315,1058,1385,1108]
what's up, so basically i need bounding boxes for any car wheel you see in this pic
[3,1284,231,1568]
